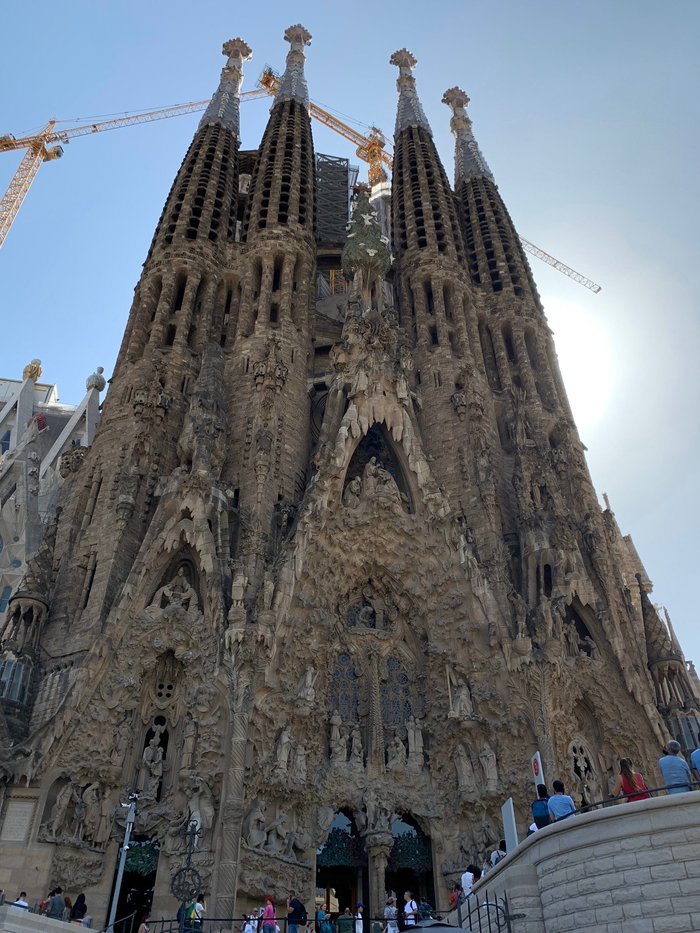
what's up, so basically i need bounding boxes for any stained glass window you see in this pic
[381,656,412,726]
[329,653,359,722]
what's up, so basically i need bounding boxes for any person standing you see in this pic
[262,897,276,933]
[689,734,700,783]
[194,893,206,930]
[336,909,353,933]
[287,891,304,933]
[70,894,88,922]
[490,840,506,867]
[460,865,480,896]
[48,887,65,919]
[547,781,576,821]
[403,892,417,928]
[658,741,692,794]
[610,758,651,802]
[530,784,551,829]
[354,903,363,933]
[383,896,398,933]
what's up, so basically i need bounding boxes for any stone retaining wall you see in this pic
[464,791,700,933]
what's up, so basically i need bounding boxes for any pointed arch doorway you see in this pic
[385,815,434,917]
[316,810,368,914]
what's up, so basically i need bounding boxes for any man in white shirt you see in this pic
[12,893,29,910]
[403,892,417,927]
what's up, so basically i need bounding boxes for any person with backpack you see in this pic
[403,891,417,927]
[547,780,577,820]
[490,840,506,867]
[287,890,306,933]
[531,783,551,829]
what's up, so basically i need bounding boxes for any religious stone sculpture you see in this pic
[454,744,477,795]
[137,735,164,797]
[243,799,268,849]
[349,726,364,771]
[479,742,499,793]
[150,566,197,613]
[274,727,292,776]
[406,715,424,771]
[181,713,197,770]
[386,734,407,771]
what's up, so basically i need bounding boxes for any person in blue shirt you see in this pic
[547,780,576,821]
[658,741,692,794]
[690,734,700,784]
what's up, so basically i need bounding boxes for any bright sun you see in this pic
[544,297,615,438]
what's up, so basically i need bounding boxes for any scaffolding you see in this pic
[315,153,358,245]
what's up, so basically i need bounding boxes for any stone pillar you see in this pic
[364,832,393,919]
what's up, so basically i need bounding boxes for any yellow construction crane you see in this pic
[0,71,602,293]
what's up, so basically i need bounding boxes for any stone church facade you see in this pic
[0,25,698,923]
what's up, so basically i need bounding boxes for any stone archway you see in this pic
[316,810,367,914]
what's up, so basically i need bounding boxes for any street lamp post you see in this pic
[106,795,138,933]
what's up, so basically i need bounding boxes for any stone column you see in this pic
[364,831,393,920]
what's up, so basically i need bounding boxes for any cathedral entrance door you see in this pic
[384,816,434,919]
[316,811,368,913]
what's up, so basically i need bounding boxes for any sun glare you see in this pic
[544,297,614,438]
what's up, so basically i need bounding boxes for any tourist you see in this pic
[403,892,417,927]
[547,781,576,821]
[658,741,692,794]
[530,783,551,829]
[287,890,305,933]
[137,912,151,933]
[336,908,353,933]
[243,916,256,933]
[70,894,88,923]
[262,897,276,933]
[448,883,463,910]
[63,895,74,921]
[316,904,326,933]
[48,887,65,920]
[690,734,700,783]
[193,892,206,929]
[383,895,398,933]
[354,902,363,933]
[460,864,480,896]
[12,892,29,910]
[320,912,334,933]
[490,839,506,866]
[610,758,651,802]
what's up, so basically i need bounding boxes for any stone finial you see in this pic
[274,24,312,109]
[86,366,106,392]
[442,85,493,183]
[390,49,432,138]
[198,35,252,135]
[22,359,42,381]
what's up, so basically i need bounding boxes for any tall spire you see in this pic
[390,49,432,137]
[199,37,252,136]
[274,24,312,109]
[442,86,493,183]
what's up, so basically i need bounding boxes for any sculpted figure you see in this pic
[479,742,499,793]
[454,744,477,794]
[243,799,268,849]
[138,735,164,796]
[152,567,197,612]
[386,734,407,770]
[181,713,197,770]
[349,726,364,771]
[297,667,318,703]
[94,793,114,848]
[343,475,362,509]
[275,727,292,775]
[447,668,474,720]
[111,717,131,766]
[291,744,307,783]
[50,780,77,839]
[406,716,424,770]
[186,773,214,849]
[81,783,101,843]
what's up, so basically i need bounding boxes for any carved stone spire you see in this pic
[390,49,432,137]
[274,24,312,109]
[442,86,493,183]
[199,38,252,136]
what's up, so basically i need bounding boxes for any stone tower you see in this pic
[0,30,697,923]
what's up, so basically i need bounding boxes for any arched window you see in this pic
[381,657,413,726]
[0,655,31,703]
[0,586,12,613]
[329,653,359,723]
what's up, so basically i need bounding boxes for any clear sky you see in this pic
[1,1,698,664]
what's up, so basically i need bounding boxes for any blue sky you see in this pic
[1,1,699,666]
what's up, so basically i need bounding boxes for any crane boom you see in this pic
[519,236,602,293]
[0,79,602,292]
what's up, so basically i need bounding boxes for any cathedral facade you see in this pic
[0,25,698,923]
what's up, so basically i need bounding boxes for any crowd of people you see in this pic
[240,890,424,933]
[0,887,90,924]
